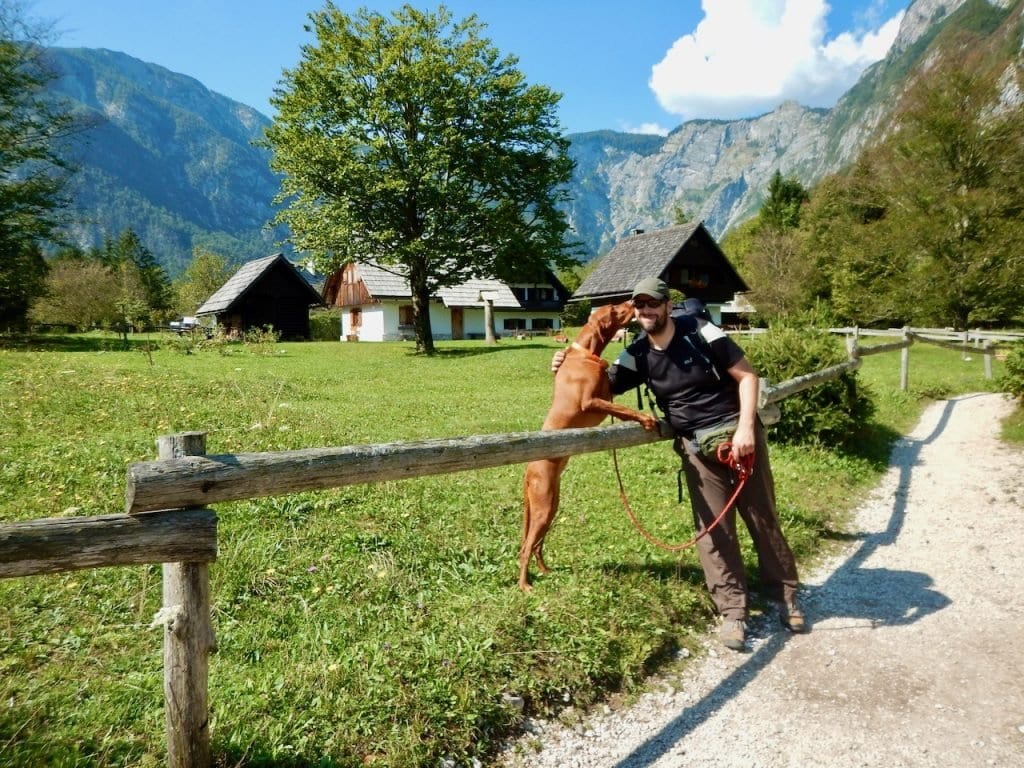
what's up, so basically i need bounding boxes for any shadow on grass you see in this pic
[0,333,163,353]
[216,743,350,768]
[597,559,707,586]
[412,342,558,359]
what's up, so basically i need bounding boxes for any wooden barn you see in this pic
[196,253,323,340]
[573,223,749,313]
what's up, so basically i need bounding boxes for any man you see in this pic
[553,278,805,650]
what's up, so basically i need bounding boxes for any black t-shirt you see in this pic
[608,315,745,438]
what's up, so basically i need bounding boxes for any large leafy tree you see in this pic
[809,52,1024,329]
[27,256,125,331]
[760,170,809,232]
[880,61,1024,328]
[800,155,909,325]
[0,1,76,328]
[172,247,234,316]
[264,3,578,353]
[97,228,173,323]
[722,172,817,320]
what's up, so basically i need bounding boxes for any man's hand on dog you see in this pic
[551,348,567,373]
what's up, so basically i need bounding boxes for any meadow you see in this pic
[0,330,1009,767]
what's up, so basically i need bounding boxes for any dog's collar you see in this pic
[571,342,609,368]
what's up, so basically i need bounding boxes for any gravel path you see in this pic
[499,393,1024,768]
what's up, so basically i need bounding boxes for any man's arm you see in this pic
[726,357,759,459]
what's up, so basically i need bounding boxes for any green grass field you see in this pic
[0,330,1013,767]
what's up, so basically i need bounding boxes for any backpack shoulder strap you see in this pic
[626,335,654,411]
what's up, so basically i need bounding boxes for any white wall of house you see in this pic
[340,305,389,341]
[341,301,561,341]
[429,304,452,340]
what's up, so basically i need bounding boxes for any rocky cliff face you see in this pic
[562,0,979,255]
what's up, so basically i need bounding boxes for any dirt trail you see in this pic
[500,393,1024,768]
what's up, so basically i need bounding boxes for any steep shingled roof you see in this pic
[573,222,748,304]
[356,262,524,308]
[196,253,322,315]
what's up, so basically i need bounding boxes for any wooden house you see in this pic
[196,253,324,340]
[573,223,749,321]
[321,261,570,341]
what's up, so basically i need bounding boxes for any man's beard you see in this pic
[640,311,668,334]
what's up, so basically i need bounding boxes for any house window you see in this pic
[511,286,553,302]
[399,305,415,326]
[503,318,526,331]
[532,318,554,330]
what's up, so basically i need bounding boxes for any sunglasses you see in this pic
[632,298,665,310]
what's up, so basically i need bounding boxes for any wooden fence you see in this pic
[0,327,1006,768]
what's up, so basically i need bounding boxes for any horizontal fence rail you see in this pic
[829,326,1023,344]
[760,360,861,406]
[851,338,913,357]
[0,508,217,579]
[125,422,674,514]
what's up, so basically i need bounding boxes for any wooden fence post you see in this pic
[900,326,911,391]
[846,326,860,361]
[157,432,215,768]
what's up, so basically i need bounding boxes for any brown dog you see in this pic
[519,301,659,590]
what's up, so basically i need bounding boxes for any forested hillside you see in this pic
[46,47,287,277]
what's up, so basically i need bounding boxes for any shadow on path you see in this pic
[608,397,970,768]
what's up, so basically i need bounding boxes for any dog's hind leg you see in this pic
[519,458,566,591]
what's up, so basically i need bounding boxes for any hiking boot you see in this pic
[778,602,807,633]
[719,618,746,651]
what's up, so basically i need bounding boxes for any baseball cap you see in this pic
[631,277,669,301]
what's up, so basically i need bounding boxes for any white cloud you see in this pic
[649,0,904,121]
[620,121,671,136]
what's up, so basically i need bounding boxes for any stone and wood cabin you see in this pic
[196,253,324,340]
[321,261,571,342]
[573,222,750,324]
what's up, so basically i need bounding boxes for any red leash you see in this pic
[612,441,754,552]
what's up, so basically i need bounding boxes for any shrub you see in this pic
[310,309,341,341]
[997,340,1024,401]
[243,325,281,355]
[743,317,874,446]
[165,326,227,355]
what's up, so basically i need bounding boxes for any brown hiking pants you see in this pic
[680,419,799,621]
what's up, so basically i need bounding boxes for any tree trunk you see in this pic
[409,268,435,354]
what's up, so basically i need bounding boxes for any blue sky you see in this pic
[30,0,907,136]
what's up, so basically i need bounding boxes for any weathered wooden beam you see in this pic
[907,331,978,354]
[760,360,862,406]
[854,338,913,357]
[125,421,673,514]
[0,508,217,579]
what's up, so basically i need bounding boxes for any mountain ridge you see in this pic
[42,0,1021,275]
[48,46,286,277]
